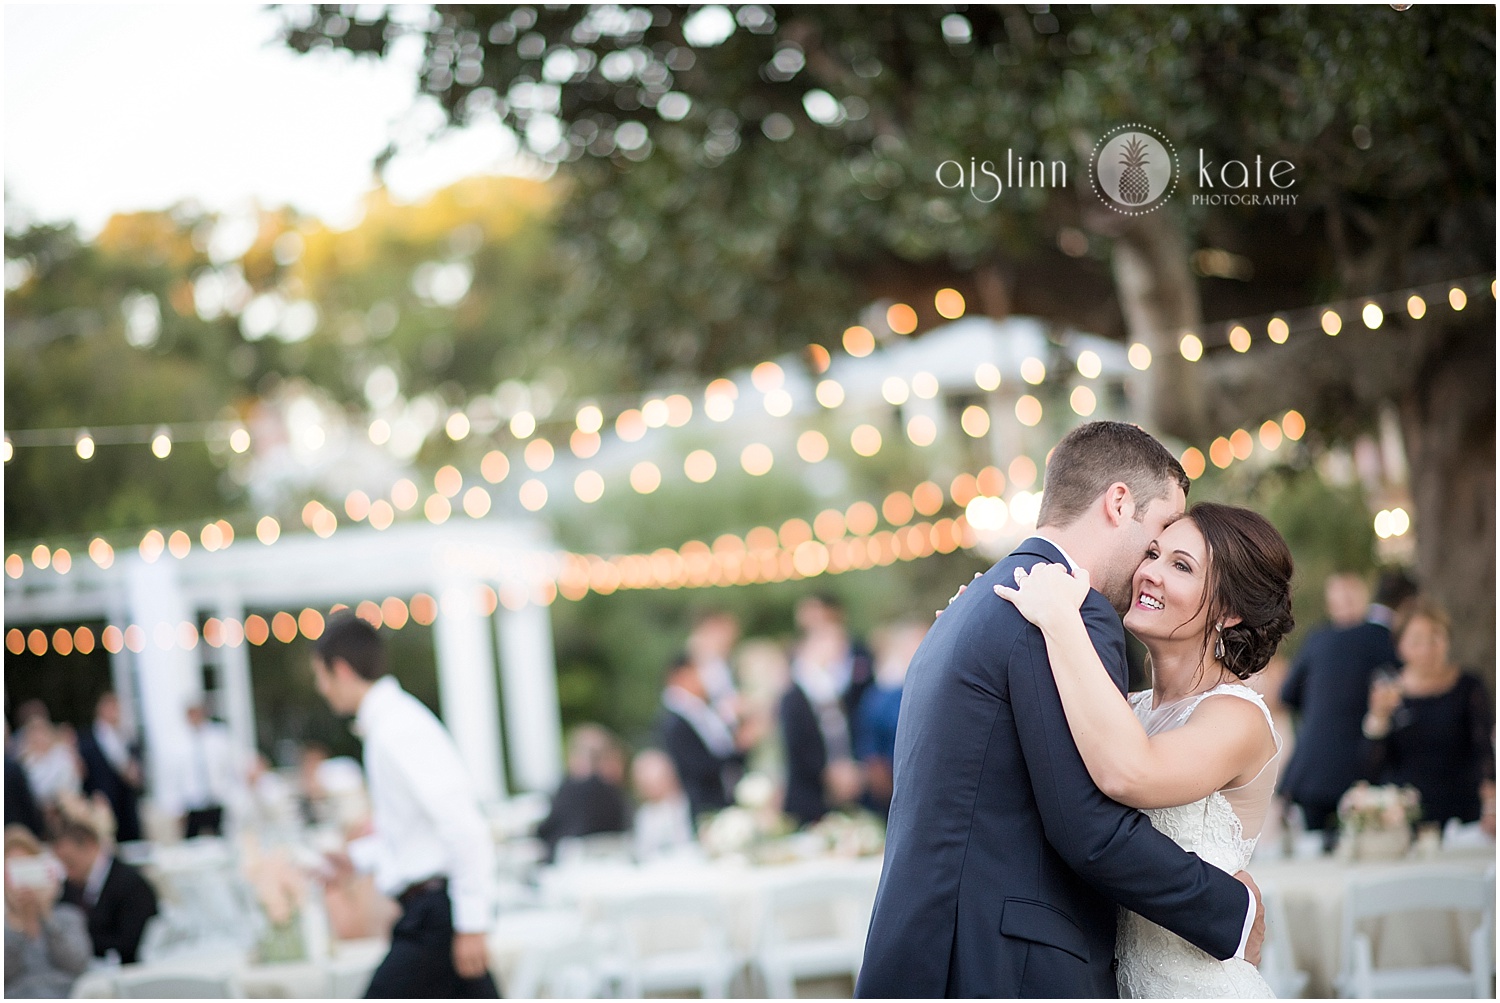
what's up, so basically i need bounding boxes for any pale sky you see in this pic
[4,4,527,235]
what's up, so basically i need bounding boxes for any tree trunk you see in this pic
[1399,315,1496,689]
[1107,213,1209,435]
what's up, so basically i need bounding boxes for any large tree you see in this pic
[281,4,1496,669]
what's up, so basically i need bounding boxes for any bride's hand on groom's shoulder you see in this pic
[993,563,1090,630]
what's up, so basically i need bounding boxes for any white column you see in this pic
[432,579,506,803]
[125,557,200,812]
[105,596,140,742]
[214,593,256,758]
[495,600,563,794]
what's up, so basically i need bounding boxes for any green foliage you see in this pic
[279,4,1493,372]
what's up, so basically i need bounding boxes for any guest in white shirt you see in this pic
[629,749,694,860]
[166,705,247,839]
[311,613,499,998]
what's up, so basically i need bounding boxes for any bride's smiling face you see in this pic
[1122,517,1212,643]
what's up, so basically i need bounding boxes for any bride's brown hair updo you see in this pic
[1187,503,1296,680]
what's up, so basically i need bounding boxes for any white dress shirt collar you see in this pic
[84,851,113,906]
[1030,533,1082,573]
[662,685,737,758]
[93,721,131,773]
[355,675,403,735]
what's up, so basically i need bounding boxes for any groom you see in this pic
[858,421,1264,997]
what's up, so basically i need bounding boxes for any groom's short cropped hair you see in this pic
[1037,421,1189,527]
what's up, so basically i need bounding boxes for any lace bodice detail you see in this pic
[1115,683,1281,998]
[1126,683,1281,872]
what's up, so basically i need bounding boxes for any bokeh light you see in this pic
[796,430,829,462]
[1015,395,1042,426]
[934,288,965,319]
[850,425,882,457]
[630,462,661,494]
[842,325,875,357]
[684,450,717,483]
[886,303,918,335]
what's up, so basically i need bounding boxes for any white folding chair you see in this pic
[1334,867,1494,998]
[594,890,738,998]
[112,965,243,998]
[1257,879,1309,999]
[753,873,876,998]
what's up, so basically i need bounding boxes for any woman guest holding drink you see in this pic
[1361,601,1495,829]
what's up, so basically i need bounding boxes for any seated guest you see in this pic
[5,825,91,998]
[52,819,157,964]
[77,692,144,844]
[659,653,746,827]
[536,725,630,863]
[1361,601,1495,826]
[630,750,694,860]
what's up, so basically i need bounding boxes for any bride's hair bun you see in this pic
[1188,503,1295,680]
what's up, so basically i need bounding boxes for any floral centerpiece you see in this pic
[698,773,888,864]
[1337,782,1421,861]
[697,773,795,860]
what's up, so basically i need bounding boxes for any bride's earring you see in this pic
[1213,623,1225,661]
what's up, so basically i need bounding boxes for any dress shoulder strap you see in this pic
[1192,683,1284,792]
[1187,683,1280,745]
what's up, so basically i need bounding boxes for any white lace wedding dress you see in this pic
[1115,683,1281,999]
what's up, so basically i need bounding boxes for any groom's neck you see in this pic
[1033,522,1106,580]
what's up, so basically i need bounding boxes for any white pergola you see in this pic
[5,519,565,803]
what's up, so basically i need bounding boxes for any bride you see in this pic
[996,501,1294,998]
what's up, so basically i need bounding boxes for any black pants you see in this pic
[364,887,500,999]
[184,806,223,838]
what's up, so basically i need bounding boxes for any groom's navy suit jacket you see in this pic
[857,538,1248,998]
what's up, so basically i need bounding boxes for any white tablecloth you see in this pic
[1250,844,1495,997]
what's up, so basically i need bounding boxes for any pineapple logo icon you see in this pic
[1092,124,1178,215]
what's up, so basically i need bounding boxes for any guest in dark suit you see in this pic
[858,421,1259,998]
[1279,573,1398,834]
[76,693,143,844]
[793,595,875,753]
[658,654,745,827]
[780,626,864,828]
[536,725,630,863]
[52,819,157,965]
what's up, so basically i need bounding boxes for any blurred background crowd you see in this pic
[6,561,1496,996]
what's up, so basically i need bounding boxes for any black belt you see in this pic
[397,876,447,908]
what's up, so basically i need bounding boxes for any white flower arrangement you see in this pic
[1338,781,1421,833]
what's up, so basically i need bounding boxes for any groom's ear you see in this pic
[1101,482,1135,526]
